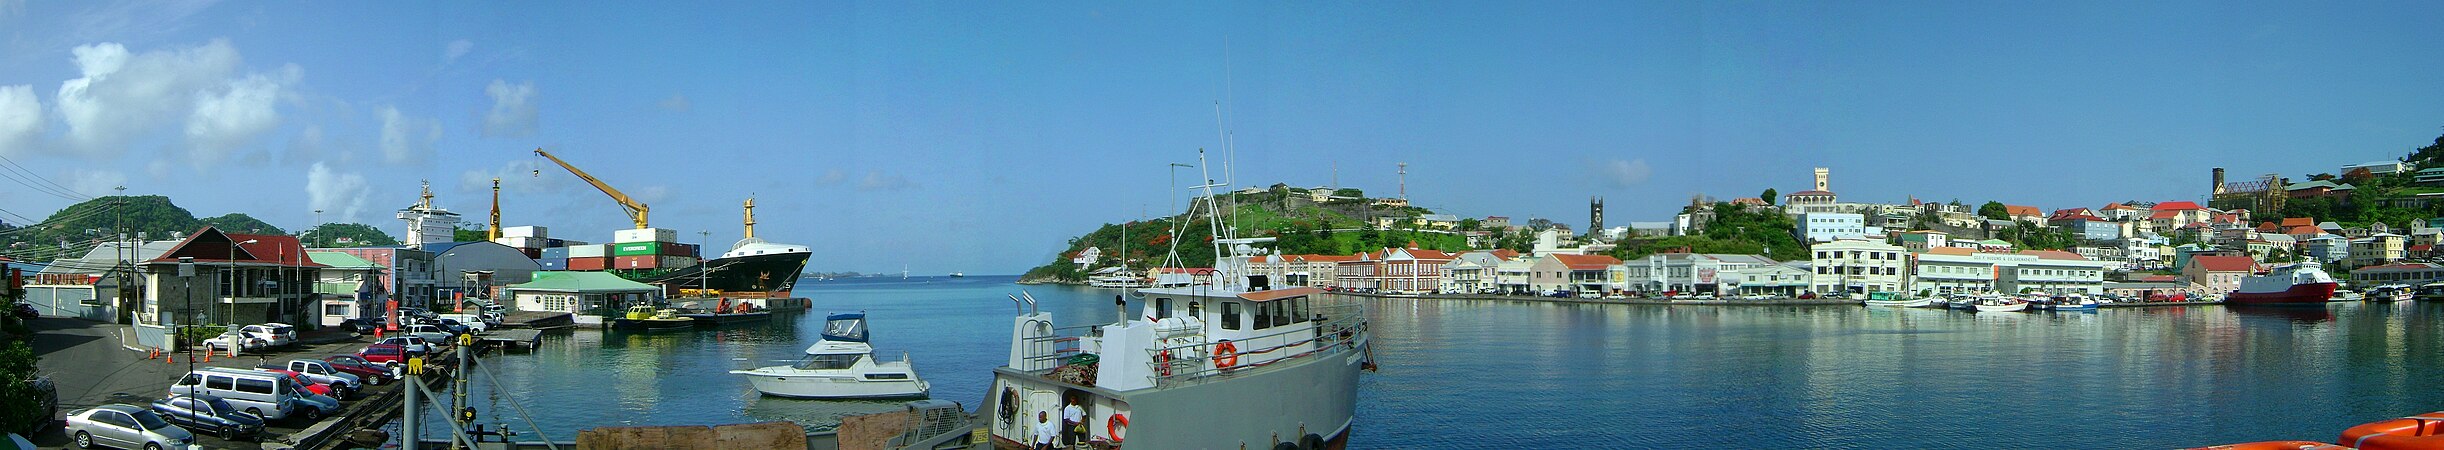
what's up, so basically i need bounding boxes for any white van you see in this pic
[435,314,491,333]
[168,367,301,421]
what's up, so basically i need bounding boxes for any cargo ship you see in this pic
[2226,260,2339,305]
[635,197,811,298]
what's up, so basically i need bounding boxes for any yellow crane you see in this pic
[532,148,651,229]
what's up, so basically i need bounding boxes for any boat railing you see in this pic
[1016,324,1107,370]
[1145,303,1369,388]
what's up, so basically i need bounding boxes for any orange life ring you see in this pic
[1107,414,1128,443]
[2341,411,2444,450]
[1212,340,1239,369]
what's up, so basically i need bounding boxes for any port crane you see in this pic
[532,148,652,229]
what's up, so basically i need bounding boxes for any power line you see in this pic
[0,153,93,201]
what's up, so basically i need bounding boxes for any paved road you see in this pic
[25,317,389,449]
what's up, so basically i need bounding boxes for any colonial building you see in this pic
[2183,255,2260,294]
[135,227,328,350]
[1528,254,1621,295]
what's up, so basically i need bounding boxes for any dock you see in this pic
[479,328,546,351]
[500,311,576,329]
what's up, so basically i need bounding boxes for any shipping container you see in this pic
[614,228,678,244]
[540,247,572,259]
[659,256,698,268]
[567,257,608,271]
[545,238,568,248]
[569,244,607,258]
[539,258,569,271]
[669,243,700,258]
[520,247,542,259]
[614,255,659,270]
[494,236,546,249]
[503,226,549,239]
[610,242,662,257]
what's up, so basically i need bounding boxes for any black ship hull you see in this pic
[641,250,811,296]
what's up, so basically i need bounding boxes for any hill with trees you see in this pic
[1022,185,1477,283]
[200,213,286,235]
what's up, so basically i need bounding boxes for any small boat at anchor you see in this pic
[731,313,929,399]
[611,305,694,331]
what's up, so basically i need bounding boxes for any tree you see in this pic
[1456,218,1481,231]
[1333,188,1363,198]
[1978,201,2010,221]
[2343,167,2376,184]
[1761,188,1779,206]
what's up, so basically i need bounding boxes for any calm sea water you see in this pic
[433,275,2444,448]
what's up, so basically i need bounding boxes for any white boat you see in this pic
[730,313,929,399]
[1864,298,1934,308]
[984,150,1375,449]
[2228,260,2339,305]
[1974,298,2030,312]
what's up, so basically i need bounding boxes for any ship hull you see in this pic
[2227,282,2338,305]
[985,335,1365,449]
[642,250,811,296]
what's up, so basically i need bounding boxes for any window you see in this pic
[236,377,273,394]
[1154,298,1172,320]
[793,354,862,370]
[1221,302,1241,330]
[206,375,234,390]
[1255,302,1276,329]
[1290,299,1309,324]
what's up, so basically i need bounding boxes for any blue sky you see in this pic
[1,1,2441,274]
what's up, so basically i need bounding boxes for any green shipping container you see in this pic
[610,241,661,257]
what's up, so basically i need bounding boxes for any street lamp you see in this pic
[231,239,259,327]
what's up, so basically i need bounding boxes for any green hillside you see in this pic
[304,223,402,247]
[1022,187,1474,283]
[1,196,203,261]
[200,213,286,235]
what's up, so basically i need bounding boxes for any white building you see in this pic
[1908,248,2114,296]
[1797,212,1868,243]
[1723,262,1812,298]
[1439,251,1514,294]
[1621,253,1784,295]
[1811,239,1906,296]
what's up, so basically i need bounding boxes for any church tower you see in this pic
[1589,196,1605,236]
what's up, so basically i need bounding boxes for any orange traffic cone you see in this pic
[202,351,211,363]
[149,348,159,359]
[166,352,174,364]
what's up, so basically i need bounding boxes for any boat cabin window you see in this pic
[1221,302,1242,330]
[1154,297,1173,319]
[795,354,863,370]
[1288,298,1308,324]
[864,373,910,380]
[1255,301,1277,329]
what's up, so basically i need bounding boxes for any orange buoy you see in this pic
[2188,441,2351,450]
[1106,414,1127,444]
[1211,340,1239,369]
[2342,411,2444,450]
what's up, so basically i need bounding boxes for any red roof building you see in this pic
[2153,201,2204,211]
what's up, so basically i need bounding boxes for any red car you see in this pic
[357,344,410,367]
[321,355,393,384]
[259,369,336,397]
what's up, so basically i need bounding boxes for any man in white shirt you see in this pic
[1061,399,1086,446]
[1034,411,1059,450]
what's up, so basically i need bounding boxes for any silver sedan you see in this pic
[63,404,196,450]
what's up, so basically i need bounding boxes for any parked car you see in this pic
[63,404,196,450]
[401,324,453,343]
[283,388,341,423]
[316,356,392,385]
[167,368,301,421]
[435,314,490,333]
[334,318,382,335]
[258,369,337,399]
[11,301,36,319]
[21,375,57,434]
[261,362,361,398]
[430,319,473,336]
[357,344,411,367]
[239,323,296,348]
[149,394,264,441]
[374,336,432,355]
[202,331,268,354]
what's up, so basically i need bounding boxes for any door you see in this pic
[96,411,138,447]
[1024,388,1058,444]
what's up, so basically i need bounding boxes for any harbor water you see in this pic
[435,275,2444,448]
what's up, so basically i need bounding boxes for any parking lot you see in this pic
[26,317,430,449]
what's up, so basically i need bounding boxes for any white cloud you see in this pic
[0,85,43,156]
[54,39,242,155]
[444,39,474,62]
[656,94,690,112]
[377,106,440,164]
[184,64,299,164]
[482,79,537,137]
[65,169,125,198]
[1597,159,1652,187]
[306,162,368,223]
[816,169,845,186]
[857,171,916,191]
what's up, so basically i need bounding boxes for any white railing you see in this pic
[1146,303,1369,387]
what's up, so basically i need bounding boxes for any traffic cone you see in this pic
[166,352,174,364]
[202,350,211,363]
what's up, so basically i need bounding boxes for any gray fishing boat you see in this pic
[984,150,1375,449]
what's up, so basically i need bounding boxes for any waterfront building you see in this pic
[1621,253,1782,295]
[2348,233,2407,268]
[306,251,385,328]
[2183,255,2259,294]
[2342,160,2411,176]
[1797,212,1868,243]
[2103,280,2198,299]
[1494,255,1538,294]
[2050,212,2122,241]
[1440,251,1513,294]
[2304,235,2348,263]
[1527,253,1621,295]
[505,271,660,325]
[21,239,177,322]
[1909,248,1996,295]
[134,227,326,350]
[1811,239,1906,296]
[1724,262,1813,298]
[2349,262,2444,287]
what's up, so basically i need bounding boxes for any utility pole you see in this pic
[1398,162,1408,200]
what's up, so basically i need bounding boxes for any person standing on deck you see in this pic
[1062,397,1086,446]
[1034,411,1058,450]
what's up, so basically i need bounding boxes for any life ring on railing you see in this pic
[1156,351,1173,377]
[1212,340,1239,369]
[1107,414,1128,443]
[997,388,1018,425]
